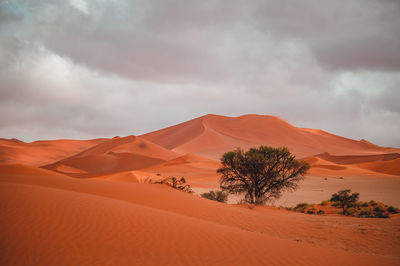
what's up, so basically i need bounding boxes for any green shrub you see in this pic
[373,205,386,217]
[294,203,309,213]
[344,207,357,216]
[369,200,377,206]
[317,210,325,215]
[200,190,228,203]
[320,200,329,206]
[358,207,372,217]
[361,202,369,207]
[387,206,400,214]
[307,208,316,214]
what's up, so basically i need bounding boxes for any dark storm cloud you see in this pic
[0,0,399,146]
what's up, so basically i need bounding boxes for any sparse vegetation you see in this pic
[218,146,310,205]
[388,206,400,214]
[320,200,329,206]
[200,190,228,203]
[293,203,309,213]
[153,176,194,193]
[290,189,398,218]
[330,189,359,213]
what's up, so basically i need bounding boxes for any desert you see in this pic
[1,114,399,265]
[2,1,400,265]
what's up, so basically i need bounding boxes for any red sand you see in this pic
[141,114,399,159]
[0,138,107,166]
[1,114,400,265]
[42,135,180,177]
[1,164,399,265]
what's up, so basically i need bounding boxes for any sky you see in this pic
[0,0,399,147]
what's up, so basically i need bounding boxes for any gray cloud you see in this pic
[0,0,399,147]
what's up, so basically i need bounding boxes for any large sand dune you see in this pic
[42,135,180,177]
[0,138,107,166]
[0,164,399,265]
[141,114,399,159]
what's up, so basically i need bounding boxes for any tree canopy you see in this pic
[218,146,310,205]
[330,189,359,212]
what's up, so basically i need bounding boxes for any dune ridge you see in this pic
[42,135,180,177]
[141,114,398,159]
[0,138,107,166]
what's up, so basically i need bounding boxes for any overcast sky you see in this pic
[0,0,399,147]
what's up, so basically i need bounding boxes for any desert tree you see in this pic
[218,146,310,205]
[330,189,359,213]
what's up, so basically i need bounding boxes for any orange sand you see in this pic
[1,114,400,265]
[141,114,399,159]
[1,164,399,265]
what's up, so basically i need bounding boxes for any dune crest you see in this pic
[42,135,180,177]
[141,114,398,159]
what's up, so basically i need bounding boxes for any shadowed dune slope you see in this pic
[356,158,400,176]
[0,165,399,265]
[304,156,381,176]
[141,114,398,159]
[313,153,400,176]
[0,138,107,166]
[42,135,180,176]
[316,152,400,164]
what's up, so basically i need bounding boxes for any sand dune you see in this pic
[305,156,381,176]
[143,154,221,187]
[312,153,400,176]
[42,135,180,177]
[141,114,398,159]
[1,114,400,265]
[1,165,399,265]
[316,152,400,164]
[0,138,107,166]
[356,158,400,176]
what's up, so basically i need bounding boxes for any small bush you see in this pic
[307,208,316,214]
[358,207,372,218]
[317,210,325,215]
[200,190,228,203]
[387,206,400,214]
[361,202,369,207]
[344,207,357,216]
[373,205,387,218]
[154,176,194,193]
[320,200,329,206]
[294,203,309,213]
[369,200,377,206]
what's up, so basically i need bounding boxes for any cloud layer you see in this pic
[0,0,399,147]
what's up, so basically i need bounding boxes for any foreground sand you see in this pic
[1,165,399,265]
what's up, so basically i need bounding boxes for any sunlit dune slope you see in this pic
[0,138,107,166]
[42,135,180,176]
[0,164,399,265]
[141,114,397,159]
[142,154,221,187]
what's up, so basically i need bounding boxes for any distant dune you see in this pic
[0,138,107,166]
[41,135,179,177]
[141,114,398,159]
